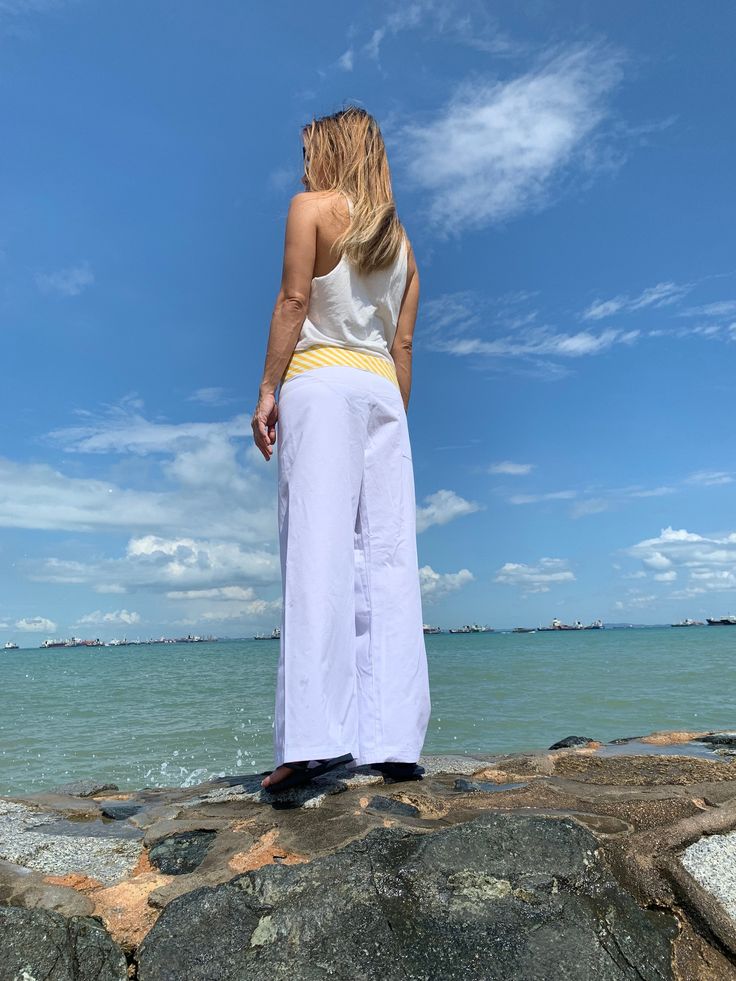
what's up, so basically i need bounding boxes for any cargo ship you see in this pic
[254,626,281,640]
[448,623,494,634]
[537,618,605,631]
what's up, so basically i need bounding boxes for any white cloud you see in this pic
[677,300,736,318]
[570,497,610,518]
[502,470,716,519]
[28,535,280,594]
[582,281,691,321]
[74,609,141,626]
[419,565,474,603]
[489,461,535,475]
[35,261,94,297]
[643,551,672,570]
[397,42,626,236]
[337,47,353,71]
[0,401,276,545]
[0,457,174,533]
[416,489,482,533]
[624,525,736,598]
[166,585,261,601]
[362,2,517,65]
[614,593,657,610]
[627,486,677,498]
[0,0,69,16]
[685,470,734,486]
[197,601,281,622]
[494,557,575,594]
[188,387,235,407]
[15,616,56,632]
[509,490,577,505]
[422,292,641,367]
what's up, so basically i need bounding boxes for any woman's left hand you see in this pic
[251,392,278,461]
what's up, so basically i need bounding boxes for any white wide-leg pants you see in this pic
[274,364,431,768]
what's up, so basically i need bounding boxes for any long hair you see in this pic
[301,105,406,276]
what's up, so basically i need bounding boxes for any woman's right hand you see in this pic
[251,391,278,461]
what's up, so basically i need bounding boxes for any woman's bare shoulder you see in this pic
[291,189,345,210]
[402,230,417,279]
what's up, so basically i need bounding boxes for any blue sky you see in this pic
[2,0,735,642]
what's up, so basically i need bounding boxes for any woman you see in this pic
[251,106,431,794]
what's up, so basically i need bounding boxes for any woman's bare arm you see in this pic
[390,244,419,413]
[259,193,317,398]
[252,193,317,460]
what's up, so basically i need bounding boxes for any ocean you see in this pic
[1,626,733,795]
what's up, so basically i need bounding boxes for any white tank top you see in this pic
[293,194,408,364]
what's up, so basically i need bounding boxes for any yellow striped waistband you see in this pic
[280,344,400,390]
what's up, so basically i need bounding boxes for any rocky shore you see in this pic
[1,728,736,979]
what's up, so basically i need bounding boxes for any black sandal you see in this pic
[370,761,423,781]
[262,752,354,794]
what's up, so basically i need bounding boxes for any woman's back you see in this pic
[293,192,409,364]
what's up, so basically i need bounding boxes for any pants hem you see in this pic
[275,745,424,767]
[276,744,355,767]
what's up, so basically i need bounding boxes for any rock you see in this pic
[136,811,678,980]
[0,858,95,917]
[99,802,143,820]
[0,798,142,886]
[681,829,736,925]
[553,753,736,786]
[364,795,422,818]
[415,753,494,776]
[148,830,218,875]
[143,817,232,848]
[453,777,528,794]
[48,779,120,798]
[549,735,598,749]
[698,733,736,748]
[0,906,127,980]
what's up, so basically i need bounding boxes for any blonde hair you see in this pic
[301,105,406,276]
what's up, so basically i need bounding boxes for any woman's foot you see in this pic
[260,762,306,789]
[260,753,354,792]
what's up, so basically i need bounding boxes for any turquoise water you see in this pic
[1,626,733,795]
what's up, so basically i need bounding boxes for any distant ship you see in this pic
[3,641,19,650]
[254,626,281,640]
[448,623,494,634]
[423,624,442,634]
[538,618,583,631]
[671,618,705,627]
[538,618,604,631]
[706,616,736,626]
[40,636,103,648]
[512,627,536,633]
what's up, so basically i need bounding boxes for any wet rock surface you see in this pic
[0,906,128,980]
[0,727,735,979]
[136,812,678,981]
[548,734,599,749]
[148,829,218,874]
